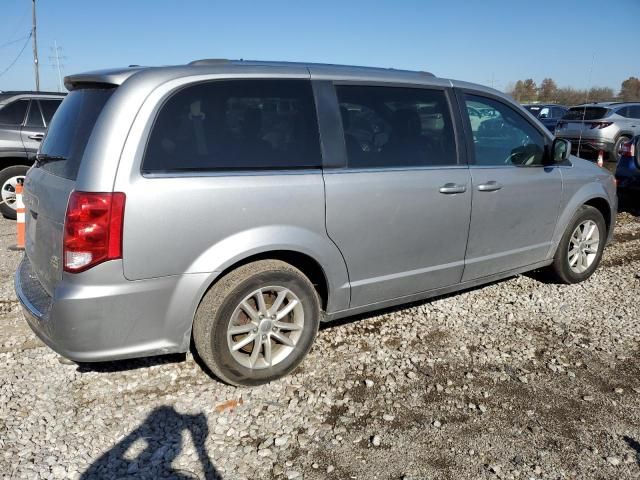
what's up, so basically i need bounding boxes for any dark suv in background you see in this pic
[523,104,568,133]
[0,91,65,219]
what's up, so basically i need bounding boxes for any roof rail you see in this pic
[187,59,436,77]
[188,59,231,66]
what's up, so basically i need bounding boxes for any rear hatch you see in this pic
[556,106,611,138]
[23,87,114,295]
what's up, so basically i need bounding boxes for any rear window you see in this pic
[37,88,114,180]
[562,107,610,121]
[142,79,321,173]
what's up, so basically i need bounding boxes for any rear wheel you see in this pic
[613,135,631,162]
[549,205,606,284]
[193,260,320,386]
[0,165,29,220]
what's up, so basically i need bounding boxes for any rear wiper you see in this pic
[35,153,66,166]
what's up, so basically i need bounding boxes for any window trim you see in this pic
[140,78,323,176]
[25,100,45,128]
[328,81,463,171]
[456,88,553,169]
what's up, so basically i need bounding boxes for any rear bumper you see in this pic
[557,135,615,158]
[15,255,211,362]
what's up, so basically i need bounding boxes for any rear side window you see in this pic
[335,85,457,168]
[562,107,609,120]
[143,80,321,172]
[38,88,114,180]
[0,99,29,125]
[625,105,640,119]
[40,99,63,125]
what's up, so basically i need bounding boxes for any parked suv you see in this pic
[0,91,65,218]
[555,102,640,162]
[523,104,568,133]
[15,61,616,386]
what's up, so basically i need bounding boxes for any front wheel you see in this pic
[549,205,606,284]
[193,260,320,386]
[0,165,29,220]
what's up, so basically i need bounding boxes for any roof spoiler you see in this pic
[64,67,146,91]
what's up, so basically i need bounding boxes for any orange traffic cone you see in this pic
[597,150,604,168]
[10,182,25,251]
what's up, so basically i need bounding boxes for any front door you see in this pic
[323,84,472,308]
[460,93,562,281]
[20,100,46,158]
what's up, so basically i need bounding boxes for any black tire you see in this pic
[613,135,631,162]
[0,165,29,220]
[549,205,606,284]
[193,260,320,386]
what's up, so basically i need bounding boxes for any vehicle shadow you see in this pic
[618,198,640,217]
[80,405,221,479]
[74,353,187,374]
[320,275,517,331]
[623,436,640,465]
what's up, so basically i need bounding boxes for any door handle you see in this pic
[477,181,503,192]
[28,134,44,141]
[439,183,467,194]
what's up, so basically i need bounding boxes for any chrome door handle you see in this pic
[439,183,467,194]
[477,181,503,192]
[28,134,44,141]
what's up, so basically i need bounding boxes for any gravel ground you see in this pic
[1,211,639,480]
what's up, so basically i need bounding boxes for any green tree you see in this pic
[538,78,558,102]
[619,77,640,101]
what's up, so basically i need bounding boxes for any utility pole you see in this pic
[31,0,40,91]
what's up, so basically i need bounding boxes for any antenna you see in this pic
[577,53,596,159]
[49,40,67,92]
[31,0,39,91]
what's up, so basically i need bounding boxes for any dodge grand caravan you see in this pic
[15,60,617,386]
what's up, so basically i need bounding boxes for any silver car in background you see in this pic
[555,102,640,161]
[15,60,616,386]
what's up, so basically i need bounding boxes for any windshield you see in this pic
[38,88,115,180]
[562,107,610,121]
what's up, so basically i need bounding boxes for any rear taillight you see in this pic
[589,122,613,129]
[619,140,635,158]
[63,191,126,273]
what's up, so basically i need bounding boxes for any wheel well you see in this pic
[0,158,31,169]
[214,251,329,311]
[584,197,612,235]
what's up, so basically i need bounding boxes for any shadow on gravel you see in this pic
[81,405,221,479]
[623,436,640,465]
[75,353,187,374]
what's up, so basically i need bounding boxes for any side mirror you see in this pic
[551,138,571,163]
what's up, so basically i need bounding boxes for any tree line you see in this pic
[506,77,640,105]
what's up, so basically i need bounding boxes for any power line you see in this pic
[0,33,31,50]
[0,32,32,78]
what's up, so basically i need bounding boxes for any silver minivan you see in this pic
[15,60,617,386]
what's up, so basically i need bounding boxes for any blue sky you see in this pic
[1,0,638,93]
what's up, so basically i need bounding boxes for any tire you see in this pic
[613,135,631,163]
[0,165,29,220]
[549,205,606,284]
[193,260,320,386]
